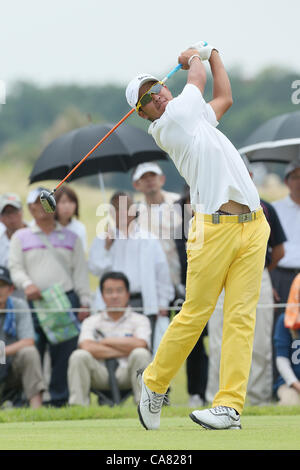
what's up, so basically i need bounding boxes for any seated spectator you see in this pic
[273,273,300,405]
[8,187,90,407]
[68,272,152,405]
[0,193,27,268]
[0,266,45,408]
[88,192,174,353]
[54,186,88,252]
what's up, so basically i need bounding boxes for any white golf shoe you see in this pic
[137,371,166,430]
[190,406,242,430]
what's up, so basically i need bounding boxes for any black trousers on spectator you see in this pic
[270,267,300,388]
[30,290,80,406]
[186,326,208,400]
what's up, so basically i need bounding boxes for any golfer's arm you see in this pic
[208,50,233,120]
[101,337,147,355]
[79,339,126,359]
[187,58,207,94]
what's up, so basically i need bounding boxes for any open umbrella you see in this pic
[29,123,168,184]
[238,111,300,163]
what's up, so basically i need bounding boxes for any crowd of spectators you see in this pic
[0,159,300,408]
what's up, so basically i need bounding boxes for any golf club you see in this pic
[40,63,182,213]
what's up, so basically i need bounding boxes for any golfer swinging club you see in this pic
[126,42,270,430]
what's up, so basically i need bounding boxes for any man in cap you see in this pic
[126,42,270,430]
[0,193,27,268]
[8,187,91,406]
[271,160,300,313]
[132,162,181,293]
[0,265,45,408]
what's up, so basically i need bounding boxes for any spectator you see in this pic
[271,160,300,318]
[88,192,174,353]
[54,185,88,252]
[68,271,152,405]
[0,266,45,408]
[206,157,286,406]
[132,162,182,290]
[273,273,300,405]
[8,187,90,406]
[174,184,208,407]
[0,193,27,268]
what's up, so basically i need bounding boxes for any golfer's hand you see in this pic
[77,307,90,322]
[25,284,42,301]
[178,48,200,70]
[189,41,217,61]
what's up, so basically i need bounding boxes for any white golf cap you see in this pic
[132,162,163,182]
[0,193,22,213]
[284,159,300,179]
[126,73,160,108]
[27,187,49,204]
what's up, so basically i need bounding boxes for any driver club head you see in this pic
[40,190,56,213]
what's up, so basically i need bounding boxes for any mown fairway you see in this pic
[0,415,299,450]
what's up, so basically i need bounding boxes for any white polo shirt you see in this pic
[272,195,300,268]
[148,84,260,214]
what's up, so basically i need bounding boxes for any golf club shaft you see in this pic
[54,107,135,192]
[53,64,182,191]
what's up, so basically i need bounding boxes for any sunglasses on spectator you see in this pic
[136,82,164,111]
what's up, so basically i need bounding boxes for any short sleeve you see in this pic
[132,314,151,349]
[78,317,97,343]
[204,103,219,127]
[166,84,216,135]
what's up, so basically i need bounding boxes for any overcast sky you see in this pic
[1,0,300,90]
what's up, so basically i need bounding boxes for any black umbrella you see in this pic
[238,111,300,163]
[29,123,168,184]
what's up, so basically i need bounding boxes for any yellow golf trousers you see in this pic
[144,209,270,415]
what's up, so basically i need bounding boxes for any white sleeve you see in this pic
[153,240,175,308]
[276,356,299,386]
[88,237,113,277]
[8,234,33,290]
[204,103,219,127]
[166,84,218,134]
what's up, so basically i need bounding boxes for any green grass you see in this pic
[0,415,300,450]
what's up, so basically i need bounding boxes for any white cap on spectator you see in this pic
[126,73,159,108]
[0,193,22,213]
[132,162,163,182]
[284,159,300,179]
[27,187,49,204]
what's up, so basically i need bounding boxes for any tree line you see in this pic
[0,65,299,191]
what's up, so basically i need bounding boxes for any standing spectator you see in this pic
[0,266,45,408]
[88,192,174,353]
[273,273,300,405]
[68,272,152,405]
[8,187,90,406]
[0,193,27,268]
[206,158,286,405]
[54,186,88,252]
[271,160,300,316]
[174,184,208,407]
[132,162,182,291]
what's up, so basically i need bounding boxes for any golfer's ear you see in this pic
[138,109,148,120]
